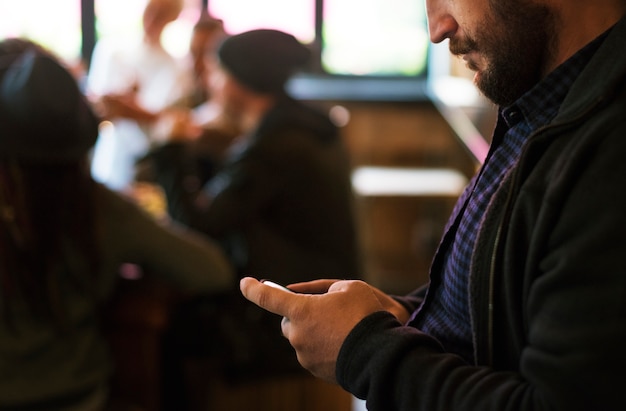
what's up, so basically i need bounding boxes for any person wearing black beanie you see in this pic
[147,29,361,410]
[216,28,311,95]
[149,30,360,276]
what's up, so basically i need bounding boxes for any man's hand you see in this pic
[288,279,412,324]
[240,277,404,382]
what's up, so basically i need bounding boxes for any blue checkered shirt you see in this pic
[414,32,608,363]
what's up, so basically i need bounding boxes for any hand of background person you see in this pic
[94,85,162,124]
[98,91,145,120]
[240,277,410,382]
[152,108,203,143]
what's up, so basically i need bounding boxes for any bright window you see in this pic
[323,0,428,76]
[208,0,428,77]
[0,0,82,62]
[0,0,203,62]
[209,0,315,43]
[0,0,430,95]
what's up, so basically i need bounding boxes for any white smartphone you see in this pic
[261,280,294,293]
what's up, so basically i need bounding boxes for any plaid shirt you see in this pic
[415,32,609,363]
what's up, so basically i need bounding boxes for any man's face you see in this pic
[427,0,556,106]
[207,59,246,125]
[190,29,222,88]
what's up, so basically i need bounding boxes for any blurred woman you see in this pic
[0,38,234,411]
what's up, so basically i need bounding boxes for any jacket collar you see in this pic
[557,15,626,123]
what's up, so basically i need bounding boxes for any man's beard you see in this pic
[450,1,557,106]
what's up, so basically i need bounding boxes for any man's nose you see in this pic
[426,1,458,43]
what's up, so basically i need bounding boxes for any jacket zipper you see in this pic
[484,94,606,367]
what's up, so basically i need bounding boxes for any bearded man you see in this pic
[240,0,626,410]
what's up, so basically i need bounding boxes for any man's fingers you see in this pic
[287,279,338,294]
[240,277,300,317]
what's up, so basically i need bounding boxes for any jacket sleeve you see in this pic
[100,186,235,294]
[139,142,211,227]
[144,137,285,237]
[196,146,282,236]
[392,284,427,314]
[337,312,499,411]
[190,129,328,238]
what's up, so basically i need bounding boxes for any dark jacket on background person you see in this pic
[337,15,626,411]
[149,96,361,381]
[148,96,360,282]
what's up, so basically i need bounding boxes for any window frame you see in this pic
[79,0,430,101]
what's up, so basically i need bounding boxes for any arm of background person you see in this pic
[100,184,235,294]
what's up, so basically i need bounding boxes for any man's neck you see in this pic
[545,1,626,75]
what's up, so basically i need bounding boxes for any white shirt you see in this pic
[87,38,191,190]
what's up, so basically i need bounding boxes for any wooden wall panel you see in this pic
[319,101,480,294]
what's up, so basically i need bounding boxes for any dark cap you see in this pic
[217,29,310,94]
[0,49,99,162]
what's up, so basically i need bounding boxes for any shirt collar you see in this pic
[501,27,611,132]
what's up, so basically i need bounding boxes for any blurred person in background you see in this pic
[0,38,234,411]
[146,29,361,410]
[134,13,238,187]
[86,0,187,191]
[148,29,360,280]
[175,13,228,121]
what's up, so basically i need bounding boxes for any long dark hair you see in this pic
[0,39,101,331]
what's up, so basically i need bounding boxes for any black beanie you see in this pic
[217,29,311,94]
[0,49,99,162]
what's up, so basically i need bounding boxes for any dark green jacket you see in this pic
[0,185,233,409]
